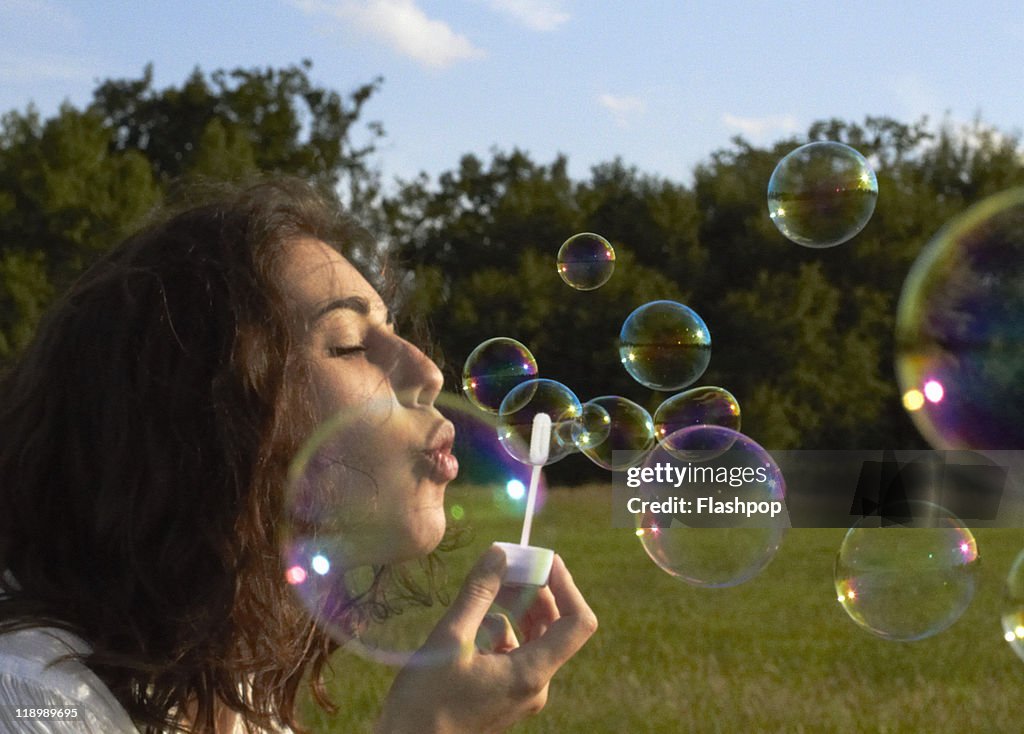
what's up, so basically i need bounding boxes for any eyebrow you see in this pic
[310,296,394,326]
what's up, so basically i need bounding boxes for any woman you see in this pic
[0,178,596,733]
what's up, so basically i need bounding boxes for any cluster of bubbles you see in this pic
[457,229,793,590]
[766,141,1005,644]
[282,135,1024,661]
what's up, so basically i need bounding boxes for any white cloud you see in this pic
[722,113,800,141]
[598,93,645,128]
[486,0,569,31]
[292,0,485,69]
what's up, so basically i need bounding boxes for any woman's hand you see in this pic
[375,545,598,734]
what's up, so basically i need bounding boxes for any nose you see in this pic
[391,336,444,408]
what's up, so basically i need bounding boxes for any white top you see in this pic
[0,627,291,734]
[0,573,291,733]
[0,626,140,733]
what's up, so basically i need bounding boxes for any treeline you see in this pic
[2,62,1023,468]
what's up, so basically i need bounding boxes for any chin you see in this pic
[374,511,447,565]
[411,510,448,557]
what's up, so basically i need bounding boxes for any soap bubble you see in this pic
[635,425,787,588]
[767,141,878,248]
[282,392,544,666]
[557,232,616,291]
[572,400,612,452]
[1002,548,1024,662]
[654,387,741,459]
[834,503,980,641]
[498,378,582,466]
[578,395,656,470]
[462,338,538,413]
[619,300,711,391]
[895,187,1024,450]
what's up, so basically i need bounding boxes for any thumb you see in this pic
[430,545,507,645]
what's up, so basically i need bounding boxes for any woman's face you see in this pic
[280,237,458,567]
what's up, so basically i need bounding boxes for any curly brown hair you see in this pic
[0,177,452,733]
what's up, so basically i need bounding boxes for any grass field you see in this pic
[300,483,1024,733]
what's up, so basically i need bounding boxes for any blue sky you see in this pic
[2,1,1023,190]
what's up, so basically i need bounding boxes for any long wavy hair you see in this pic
[0,177,452,733]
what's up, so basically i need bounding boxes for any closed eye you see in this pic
[327,345,367,358]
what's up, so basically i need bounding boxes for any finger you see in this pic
[476,612,520,653]
[509,555,597,674]
[497,584,559,643]
[426,545,507,646]
[496,583,550,621]
[520,585,559,642]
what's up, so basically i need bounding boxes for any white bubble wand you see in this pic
[520,411,551,546]
[495,412,555,585]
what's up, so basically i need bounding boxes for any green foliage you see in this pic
[709,263,891,448]
[90,60,384,196]
[382,116,1024,456]
[186,117,259,182]
[0,61,384,370]
[0,250,51,361]
[0,104,160,270]
[4,57,1023,452]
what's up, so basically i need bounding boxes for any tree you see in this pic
[4,85,1023,456]
[0,103,160,361]
[0,61,386,369]
[0,250,51,362]
[90,60,384,209]
[382,116,1024,463]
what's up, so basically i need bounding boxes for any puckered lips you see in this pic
[422,420,458,483]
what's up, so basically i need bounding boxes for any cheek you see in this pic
[291,433,377,530]
[309,375,359,422]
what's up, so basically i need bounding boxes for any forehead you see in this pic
[279,237,380,313]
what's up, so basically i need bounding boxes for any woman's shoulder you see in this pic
[0,625,92,683]
[0,625,139,732]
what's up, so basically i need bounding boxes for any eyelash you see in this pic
[327,345,367,358]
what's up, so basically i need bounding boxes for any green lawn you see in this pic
[301,484,1024,733]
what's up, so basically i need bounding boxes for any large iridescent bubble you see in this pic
[767,141,878,248]
[462,337,539,414]
[498,378,583,466]
[282,392,544,666]
[896,187,1024,450]
[618,300,711,391]
[634,425,787,588]
[834,502,980,641]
